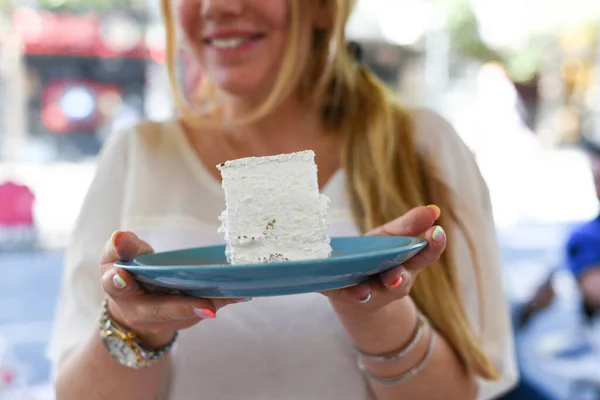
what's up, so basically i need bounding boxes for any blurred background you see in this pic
[0,0,599,398]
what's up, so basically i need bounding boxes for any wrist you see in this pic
[332,296,418,355]
[334,297,434,384]
[106,299,176,349]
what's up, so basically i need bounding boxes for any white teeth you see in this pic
[210,38,246,49]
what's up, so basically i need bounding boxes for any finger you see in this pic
[380,265,408,291]
[324,225,446,305]
[100,231,154,276]
[325,279,400,307]
[102,266,251,308]
[322,282,372,303]
[101,267,147,299]
[366,205,440,237]
[217,297,253,307]
[125,296,224,329]
[342,268,416,303]
[402,225,446,271]
[101,231,154,266]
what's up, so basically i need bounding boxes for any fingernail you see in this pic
[111,230,123,247]
[113,274,127,289]
[432,226,445,243]
[427,205,441,220]
[389,275,403,289]
[193,308,216,319]
[234,297,253,303]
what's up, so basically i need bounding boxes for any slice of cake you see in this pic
[217,150,332,264]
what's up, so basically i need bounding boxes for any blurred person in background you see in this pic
[48,1,517,399]
[499,129,600,400]
[514,275,556,331]
[566,131,600,326]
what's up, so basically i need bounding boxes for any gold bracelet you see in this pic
[354,313,427,362]
[357,330,436,386]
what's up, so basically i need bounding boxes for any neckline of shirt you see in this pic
[165,118,343,199]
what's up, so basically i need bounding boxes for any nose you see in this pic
[201,0,243,20]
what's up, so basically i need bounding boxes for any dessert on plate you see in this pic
[217,150,332,264]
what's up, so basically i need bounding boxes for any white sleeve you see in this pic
[413,110,519,399]
[46,128,131,380]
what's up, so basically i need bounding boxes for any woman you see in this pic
[49,0,517,399]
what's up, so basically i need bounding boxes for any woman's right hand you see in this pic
[99,231,242,348]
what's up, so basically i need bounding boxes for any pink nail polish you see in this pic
[432,226,445,243]
[390,275,403,289]
[193,308,216,319]
[113,274,127,289]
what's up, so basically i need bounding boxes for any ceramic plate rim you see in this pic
[114,236,427,271]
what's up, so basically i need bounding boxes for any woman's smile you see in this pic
[200,30,266,57]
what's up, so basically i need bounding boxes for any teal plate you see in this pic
[114,236,427,298]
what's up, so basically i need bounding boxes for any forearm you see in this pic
[55,331,168,400]
[333,297,477,400]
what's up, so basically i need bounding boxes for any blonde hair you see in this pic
[161,0,498,380]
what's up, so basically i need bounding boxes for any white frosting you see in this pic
[217,150,332,264]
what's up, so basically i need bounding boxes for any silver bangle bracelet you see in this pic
[354,313,427,362]
[357,330,436,386]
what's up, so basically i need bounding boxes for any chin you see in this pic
[213,78,264,97]
[205,63,278,100]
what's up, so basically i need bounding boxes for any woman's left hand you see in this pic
[322,205,446,310]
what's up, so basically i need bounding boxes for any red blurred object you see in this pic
[41,79,122,133]
[12,8,148,59]
[0,181,35,226]
[1,368,15,385]
[8,8,148,140]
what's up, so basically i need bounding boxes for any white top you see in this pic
[47,109,518,399]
